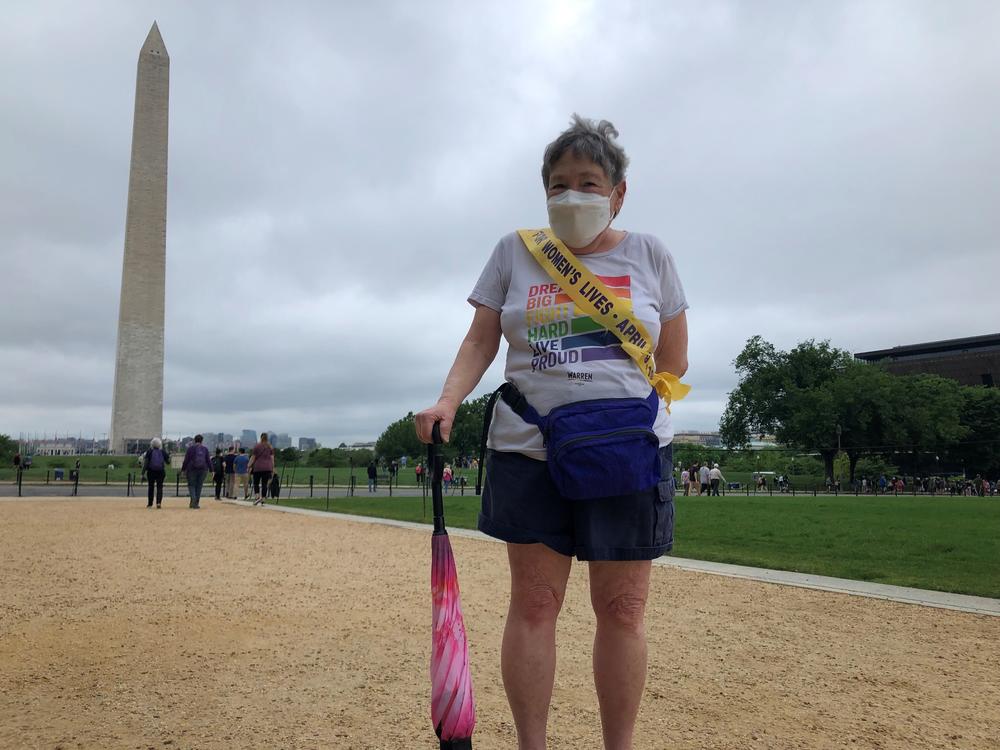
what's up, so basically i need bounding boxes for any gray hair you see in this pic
[541,113,630,187]
[150,437,162,449]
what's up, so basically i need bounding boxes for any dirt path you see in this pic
[1,499,997,749]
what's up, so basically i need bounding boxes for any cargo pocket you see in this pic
[653,476,675,548]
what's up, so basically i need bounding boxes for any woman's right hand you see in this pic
[415,400,457,444]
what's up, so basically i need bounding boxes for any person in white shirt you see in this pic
[699,462,710,495]
[709,463,726,496]
[680,468,690,496]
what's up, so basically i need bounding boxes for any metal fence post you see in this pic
[46,470,50,485]
[176,472,181,497]
[17,468,22,497]
[105,469,109,486]
[73,469,80,497]
[309,475,314,498]
[326,468,331,510]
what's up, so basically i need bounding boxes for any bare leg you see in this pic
[502,543,572,750]
[589,560,652,750]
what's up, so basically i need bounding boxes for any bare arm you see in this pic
[654,310,689,378]
[415,304,502,443]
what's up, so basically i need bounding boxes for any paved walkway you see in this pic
[225,499,1000,617]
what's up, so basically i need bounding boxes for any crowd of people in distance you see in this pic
[853,474,999,496]
[678,461,726,496]
[139,432,276,508]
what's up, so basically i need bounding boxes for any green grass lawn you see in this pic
[267,492,1000,599]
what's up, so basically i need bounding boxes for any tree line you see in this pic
[721,336,1000,481]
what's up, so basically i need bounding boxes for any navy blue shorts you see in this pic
[478,444,675,561]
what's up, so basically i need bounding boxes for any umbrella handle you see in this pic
[429,421,446,534]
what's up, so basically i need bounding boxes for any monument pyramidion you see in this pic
[110,22,168,455]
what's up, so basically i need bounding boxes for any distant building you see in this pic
[345,441,376,451]
[674,431,723,447]
[241,429,257,446]
[270,433,292,450]
[855,333,999,387]
[32,440,77,456]
[299,437,317,451]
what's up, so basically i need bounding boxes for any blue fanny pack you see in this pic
[477,384,661,500]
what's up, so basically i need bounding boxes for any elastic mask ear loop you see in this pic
[609,185,622,222]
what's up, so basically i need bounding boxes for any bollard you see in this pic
[309,475,314,498]
[326,468,331,510]
[105,469,109,486]
[389,474,393,497]
[17,467,22,497]
[46,470,50,485]
[126,473,131,497]
[175,472,181,497]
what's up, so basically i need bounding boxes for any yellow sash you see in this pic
[517,228,691,409]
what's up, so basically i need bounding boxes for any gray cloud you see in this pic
[3,0,999,445]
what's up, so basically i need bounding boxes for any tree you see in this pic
[881,374,965,476]
[375,412,424,462]
[448,393,493,461]
[946,386,1000,477]
[720,337,854,481]
[0,434,16,463]
[721,336,972,484]
[278,447,300,464]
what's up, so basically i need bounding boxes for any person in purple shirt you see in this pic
[181,434,212,509]
[249,432,275,505]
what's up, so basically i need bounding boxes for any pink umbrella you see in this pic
[429,423,476,749]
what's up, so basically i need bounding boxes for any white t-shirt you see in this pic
[469,230,688,460]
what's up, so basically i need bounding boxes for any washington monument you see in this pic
[110,23,169,454]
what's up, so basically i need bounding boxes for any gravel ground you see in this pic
[1,498,997,749]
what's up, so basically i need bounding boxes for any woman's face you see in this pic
[546,150,625,214]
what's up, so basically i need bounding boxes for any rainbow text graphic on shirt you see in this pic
[525,276,634,373]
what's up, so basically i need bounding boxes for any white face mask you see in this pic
[546,189,615,249]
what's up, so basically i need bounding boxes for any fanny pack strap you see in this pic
[476,382,546,494]
[516,228,691,409]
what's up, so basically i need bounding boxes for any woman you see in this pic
[415,115,689,749]
[143,437,169,508]
[249,432,275,505]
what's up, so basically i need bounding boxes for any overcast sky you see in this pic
[3,0,999,446]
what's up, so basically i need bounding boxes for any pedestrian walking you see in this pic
[699,461,710,495]
[211,448,226,500]
[443,463,453,493]
[709,462,726,496]
[181,435,212,509]
[680,467,689,496]
[367,461,377,492]
[224,446,237,498]
[249,433,275,505]
[234,447,250,499]
[142,438,169,508]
